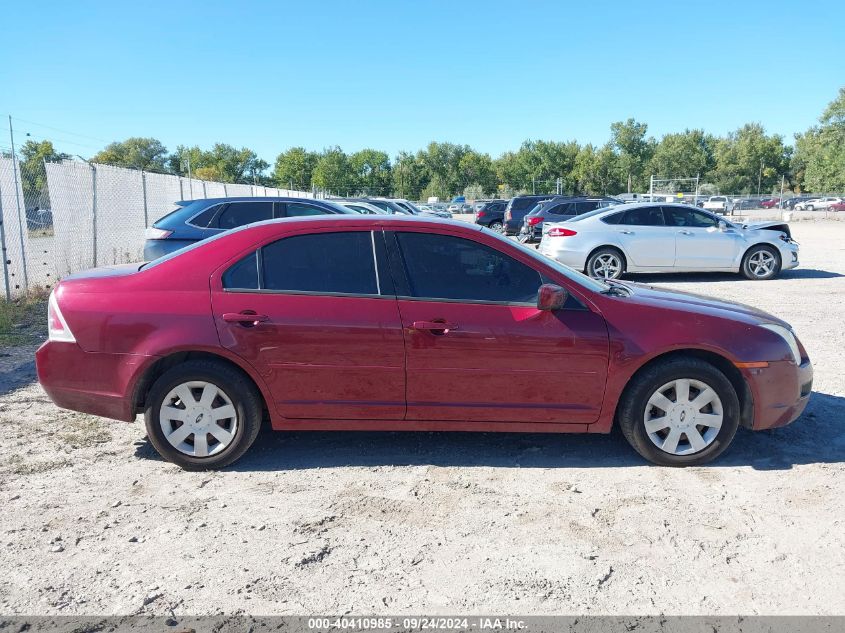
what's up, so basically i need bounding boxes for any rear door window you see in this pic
[189,204,224,228]
[284,202,331,217]
[214,201,274,230]
[261,231,379,295]
[548,202,575,215]
[573,201,600,215]
[620,206,665,226]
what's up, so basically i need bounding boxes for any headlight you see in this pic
[759,323,801,364]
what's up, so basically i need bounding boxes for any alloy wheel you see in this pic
[159,381,238,457]
[643,378,723,455]
[591,253,622,279]
[747,250,776,278]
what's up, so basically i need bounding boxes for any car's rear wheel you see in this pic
[144,360,263,470]
[488,220,503,232]
[806,205,814,211]
[617,357,740,466]
[586,247,625,280]
[741,245,780,280]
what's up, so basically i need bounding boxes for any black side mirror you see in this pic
[537,283,568,311]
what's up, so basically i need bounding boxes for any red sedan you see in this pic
[36,216,813,469]
[830,201,845,212]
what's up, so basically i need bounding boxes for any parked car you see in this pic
[474,199,509,231]
[783,196,812,210]
[829,201,845,212]
[143,197,354,260]
[538,203,799,281]
[520,196,621,242]
[732,198,759,212]
[701,196,731,214]
[503,195,556,235]
[337,198,410,215]
[760,198,781,209]
[794,197,842,211]
[37,214,812,470]
[446,203,461,213]
[335,201,389,215]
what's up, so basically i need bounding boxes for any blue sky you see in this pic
[2,0,843,162]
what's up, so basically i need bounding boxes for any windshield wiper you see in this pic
[600,279,630,296]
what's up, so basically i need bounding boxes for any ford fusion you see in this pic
[36,216,812,470]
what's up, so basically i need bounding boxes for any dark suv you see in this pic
[144,197,353,260]
[502,195,556,235]
[473,199,509,231]
[520,196,621,242]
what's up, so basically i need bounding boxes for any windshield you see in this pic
[483,227,610,293]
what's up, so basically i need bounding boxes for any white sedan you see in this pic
[794,197,841,211]
[538,203,799,281]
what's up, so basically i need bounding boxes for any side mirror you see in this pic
[718,220,728,231]
[537,283,568,311]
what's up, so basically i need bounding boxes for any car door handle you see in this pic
[619,230,634,235]
[677,230,693,235]
[412,320,458,333]
[222,312,270,325]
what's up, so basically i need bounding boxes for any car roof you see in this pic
[177,196,335,204]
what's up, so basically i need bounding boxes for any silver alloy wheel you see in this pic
[643,378,723,456]
[747,249,776,277]
[159,381,238,458]
[591,253,622,279]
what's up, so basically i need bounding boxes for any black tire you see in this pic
[488,220,503,232]
[144,360,263,471]
[617,357,740,466]
[741,244,781,280]
[585,247,626,280]
[806,205,814,211]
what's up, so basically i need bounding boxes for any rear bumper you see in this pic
[36,341,153,422]
[746,359,813,430]
[538,241,589,270]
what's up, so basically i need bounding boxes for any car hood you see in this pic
[619,282,787,327]
[741,221,791,237]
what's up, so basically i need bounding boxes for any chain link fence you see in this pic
[0,156,310,299]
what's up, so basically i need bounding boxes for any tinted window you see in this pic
[285,202,329,217]
[548,202,574,215]
[190,204,223,228]
[663,207,718,228]
[573,201,599,215]
[396,232,541,303]
[621,206,665,226]
[216,201,273,230]
[262,231,378,295]
[222,252,259,289]
[601,211,624,225]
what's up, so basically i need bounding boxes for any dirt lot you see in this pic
[0,220,843,616]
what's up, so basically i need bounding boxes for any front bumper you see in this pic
[745,359,813,430]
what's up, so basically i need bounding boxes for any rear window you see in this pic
[189,204,223,228]
[214,201,274,229]
[600,211,624,224]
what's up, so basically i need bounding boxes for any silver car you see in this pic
[538,203,799,281]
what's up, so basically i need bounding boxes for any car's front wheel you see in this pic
[806,205,814,211]
[617,357,740,466]
[144,360,263,470]
[586,247,626,280]
[741,245,780,280]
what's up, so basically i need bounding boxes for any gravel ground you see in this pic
[0,220,843,616]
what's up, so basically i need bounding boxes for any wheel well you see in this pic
[741,242,782,266]
[133,351,268,416]
[617,349,754,429]
[585,245,627,271]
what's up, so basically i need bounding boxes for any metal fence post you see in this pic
[141,170,149,227]
[202,181,207,199]
[0,179,11,300]
[8,116,29,290]
[179,177,184,201]
[90,163,98,267]
[223,183,228,196]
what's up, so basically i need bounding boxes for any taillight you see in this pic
[477,210,487,218]
[504,210,511,221]
[527,216,542,226]
[144,227,173,240]
[547,227,577,237]
[48,291,76,343]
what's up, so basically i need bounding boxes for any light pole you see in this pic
[757,159,763,197]
[76,155,98,267]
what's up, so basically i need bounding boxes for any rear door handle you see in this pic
[620,230,634,235]
[412,320,458,334]
[678,230,693,235]
[222,312,270,325]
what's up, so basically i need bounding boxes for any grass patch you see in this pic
[4,453,72,475]
[57,414,113,448]
[0,288,50,346]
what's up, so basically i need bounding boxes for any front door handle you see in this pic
[222,312,270,325]
[620,230,634,235]
[412,320,458,334]
[678,230,693,235]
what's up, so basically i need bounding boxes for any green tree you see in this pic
[572,143,622,195]
[393,151,428,199]
[272,147,318,190]
[610,119,653,192]
[312,146,353,194]
[19,139,70,209]
[648,129,716,183]
[92,137,169,171]
[711,123,789,194]
[349,149,391,195]
[457,151,497,195]
[792,87,845,192]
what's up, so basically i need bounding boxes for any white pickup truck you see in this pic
[700,196,731,213]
